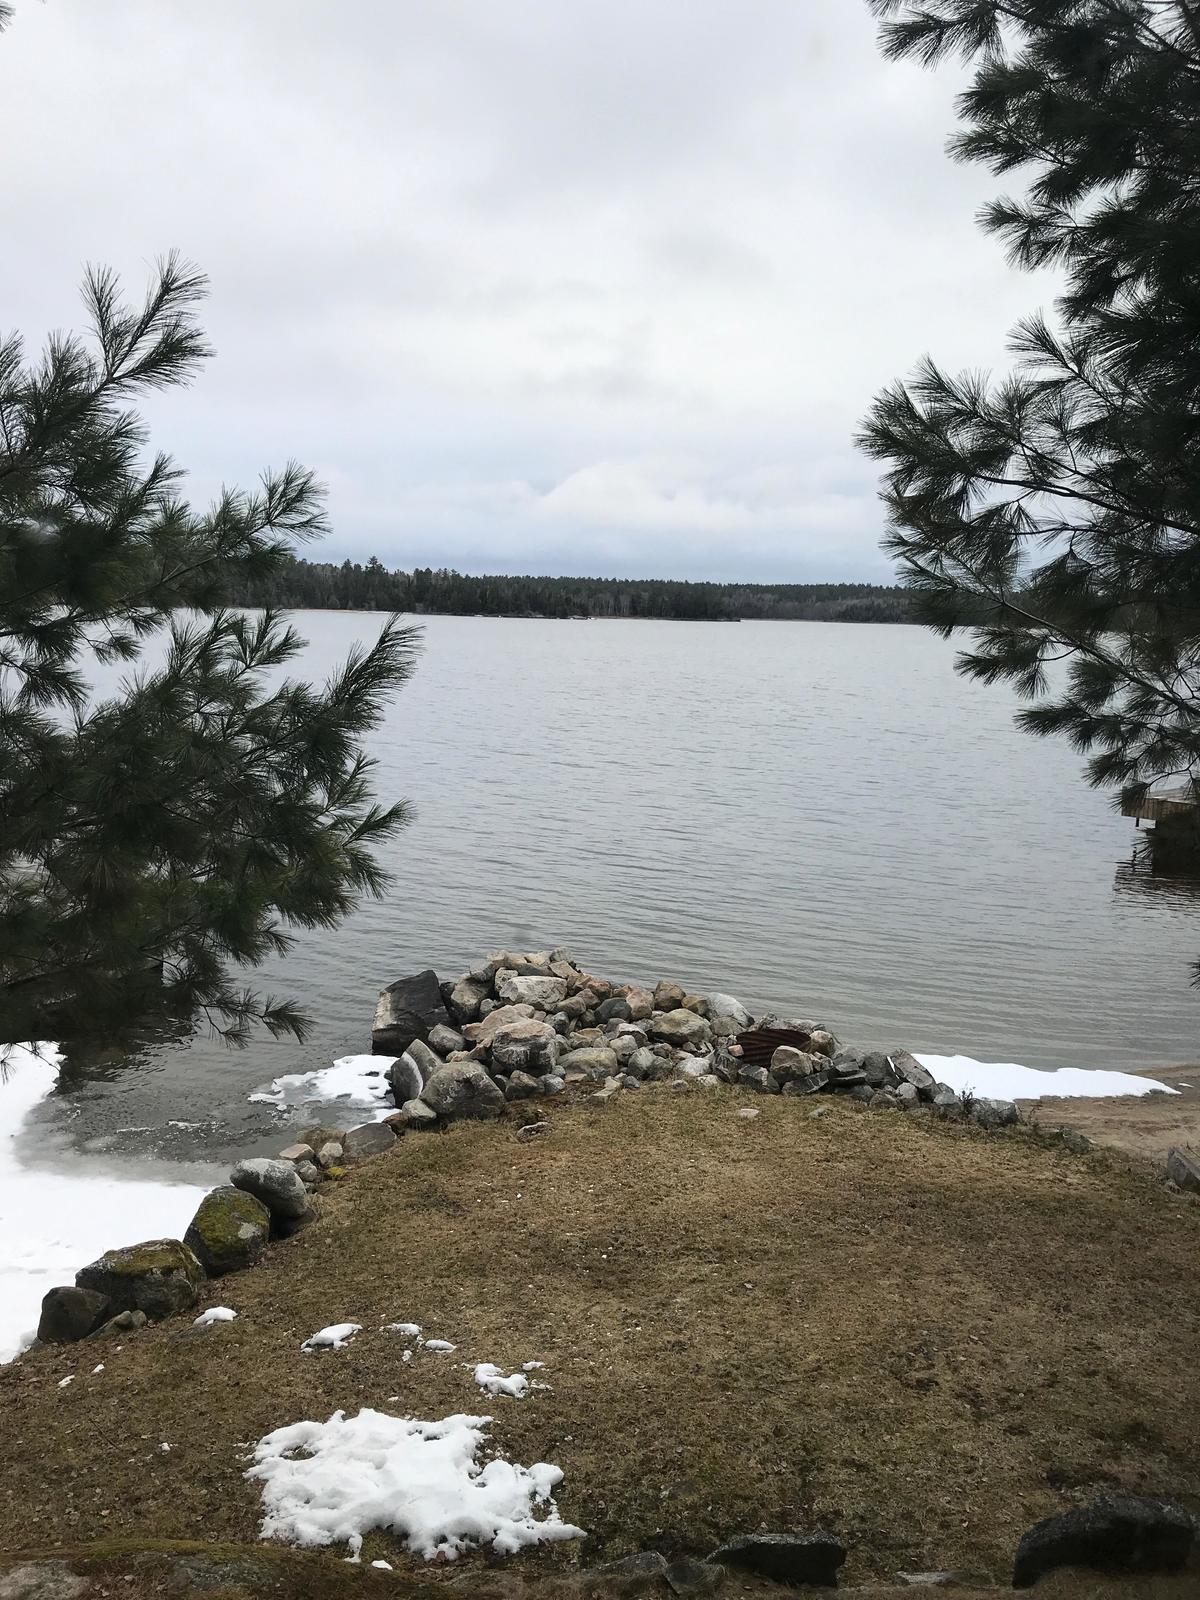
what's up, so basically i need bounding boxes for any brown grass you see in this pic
[3,1090,1199,1589]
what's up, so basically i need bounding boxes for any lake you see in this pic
[34,612,1200,1164]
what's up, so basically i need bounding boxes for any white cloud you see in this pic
[0,0,1058,580]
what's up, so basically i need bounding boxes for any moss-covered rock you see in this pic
[75,1239,203,1321]
[183,1186,271,1277]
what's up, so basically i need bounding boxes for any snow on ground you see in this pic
[473,1363,530,1399]
[194,1306,238,1327]
[915,1053,1178,1101]
[0,1044,211,1365]
[247,1407,584,1560]
[302,1322,362,1352]
[249,1054,395,1119]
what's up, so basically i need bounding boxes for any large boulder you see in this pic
[387,1052,424,1105]
[708,1533,846,1587]
[342,1121,397,1162]
[705,993,752,1034]
[1166,1146,1200,1192]
[1012,1493,1194,1587]
[230,1158,314,1232]
[490,1019,560,1074]
[36,1285,111,1344]
[447,976,489,1025]
[184,1186,271,1276]
[372,969,451,1055]
[891,1049,936,1097]
[421,1063,504,1121]
[495,972,568,1010]
[559,1046,619,1079]
[462,1002,535,1045]
[76,1239,203,1321]
[648,1008,712,1051]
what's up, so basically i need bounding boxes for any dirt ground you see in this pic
[1020,1063,1200,1162]
[2,1089,1199,1591]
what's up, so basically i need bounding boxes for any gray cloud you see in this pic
[0,0,1057,580]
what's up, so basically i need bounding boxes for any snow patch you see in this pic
[247,1407,584,1560]
[0,1043,211,1365]
[914,1053,1178,1101]
[424,1338,456,1353]
[250,1054,396,1119]
[383,1322,422,1338]
[473,1363,530,1399]
[302,1323,361,1352]
[194,1306,238,1327]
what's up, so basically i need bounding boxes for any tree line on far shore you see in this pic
[222,555,914,623]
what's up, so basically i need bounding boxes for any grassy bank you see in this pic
[3,1090,1199,1588]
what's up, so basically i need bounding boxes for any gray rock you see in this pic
[705,992,751,1034]
[427,1022,466,1056]
[1166,1146,1200,1192]
[447,976,489,1025]
[970,1095,1019,1129]
[559,1046,619,1078]
[653,980,687,1011]
[665,1557,724,1597]
[495,973,568,1010]
[1013,1492,1194,1587]
[184,1186,271,1276]
[295,1159,321,1185]
[421,1063,504,1121]
[548,1011,572,1035]
[862,1051,894,1086]
[929,1083,961,1115]
[0,1560,89,1599]
[895,1081,921,1108]
[623,986,655,1021]
[708,1533,846,1587]
[807,1028,839,1058]
[541,1073,565,1095]
[770,1045,820,1083]
[372,969,452,1055]
[831,1047,866,1070]
[826,1063,868,1086]
[230,1157,312,1220]
[616,1022,650,1046]
[648,1008,712,1050]
[387,1053,424,1105]
[610,1034,637,1065]
[316,1141,344,1168]
[505,1069,542,1101]
[76,1239,203,1321]
[891,1048,936,1097]
[342,1121,397,1161]
[278,1142,314,1164]
[579,1551,668,1596]
[596,995,632,1023]
[871,1089,900,1110]
[36,1286,111,1345]
[738,1065,780,1094]
[847,1083,875,1102]
[490,1019,560,1074]
[89,1308,148,1338]
[516,1120,549,1140]
[401,1097,438,1128]
[782,1069,831,1096]
[402,1037,443,1083]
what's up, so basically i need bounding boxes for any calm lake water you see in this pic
[36,613,1200,1163]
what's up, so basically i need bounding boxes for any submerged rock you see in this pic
[184,1186,271,1276]
[76,1239,203,1321]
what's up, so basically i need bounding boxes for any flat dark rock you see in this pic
[708,1532,846,1587]
[372,968,451,1056]
[1012,1492,1195,1588]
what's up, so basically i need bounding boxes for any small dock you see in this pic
[1123,783,1200,871]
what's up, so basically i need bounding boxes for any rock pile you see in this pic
[366,948,1019,1133]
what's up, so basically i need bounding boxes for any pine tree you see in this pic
[0,259,419,1045]
[859,1,1200,810]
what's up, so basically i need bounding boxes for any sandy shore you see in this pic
[1020,1063,1200,1163]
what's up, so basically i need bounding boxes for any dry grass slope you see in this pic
[3,1090,1199,1589]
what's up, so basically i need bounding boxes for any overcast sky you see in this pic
[0,1,1056,582]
